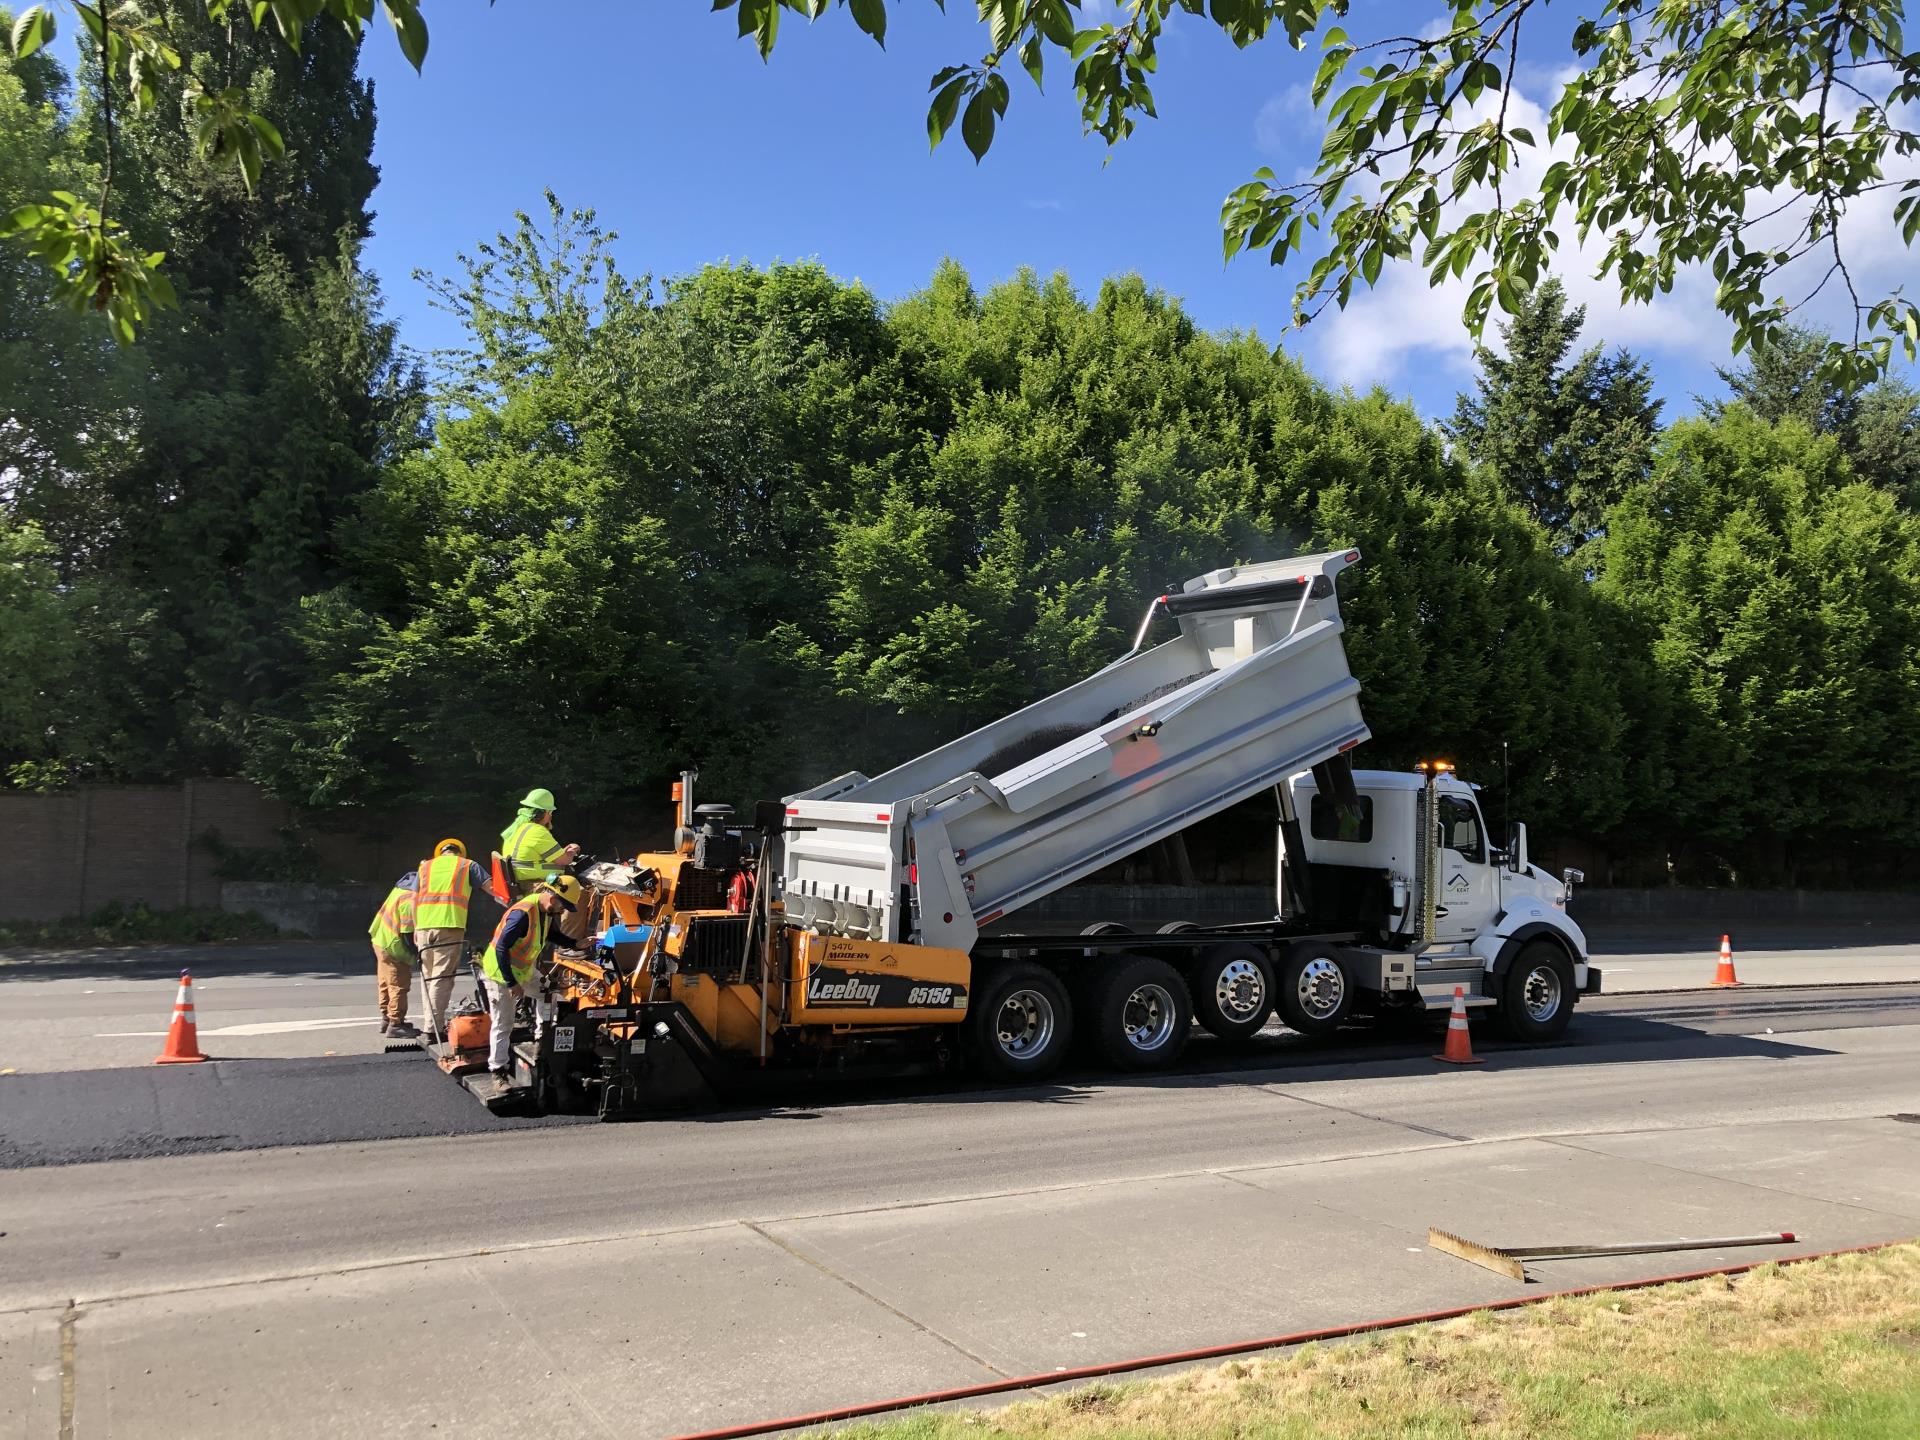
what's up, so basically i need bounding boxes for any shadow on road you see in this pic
[1586,922,1920,955]
[0,942,368,983]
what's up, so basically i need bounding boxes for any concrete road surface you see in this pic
[3,981,1919,1438]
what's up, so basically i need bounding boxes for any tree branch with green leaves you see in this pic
[4,0,427,341]
[717,0,1920,389]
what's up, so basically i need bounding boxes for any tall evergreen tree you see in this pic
[1447,279,1662,547]
[60,5,420,780]
[1706,325,1920,509]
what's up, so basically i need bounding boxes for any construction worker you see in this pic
[476,872,583,1084]
[501,787,581,896]
[410,838,497,1042]
[367,883,419,1038]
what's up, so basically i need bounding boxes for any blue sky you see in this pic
[352,3,1910,419]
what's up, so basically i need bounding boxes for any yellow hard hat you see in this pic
[521,787,557,811]
[537,873,583,911]
[435,837,466,858]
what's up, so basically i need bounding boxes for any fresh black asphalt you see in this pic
[4,985,1917,1169]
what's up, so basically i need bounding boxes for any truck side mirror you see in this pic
[1507,822,1528,873]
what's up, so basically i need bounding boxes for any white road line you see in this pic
[96,1016,379,1038]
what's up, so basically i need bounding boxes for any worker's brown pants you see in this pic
[415,926,465,1037]
[375,951,412,1025]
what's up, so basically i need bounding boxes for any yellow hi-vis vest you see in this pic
[414,853,473,931]
[501,817,564,891]
[480,896,547,987]
[369,886,416,966]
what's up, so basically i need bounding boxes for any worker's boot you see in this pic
[377,1020,391,1035]
[389,1021,419,1039]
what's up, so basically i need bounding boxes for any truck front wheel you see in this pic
[969,962,1074,1083]
[1499,942,1576,1042]
[1190,943,1275,1044]
[1089,954,1192,1071]
[1275,948,1354,1037]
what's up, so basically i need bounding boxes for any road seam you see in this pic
[1540,1133,1920,1223]
[1261,1085,1473,1142]
[58,1298,77,1440]
[466,1256,622,1439]
[739,1220,1010,1380]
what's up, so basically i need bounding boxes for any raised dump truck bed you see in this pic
[781,550,1370,952]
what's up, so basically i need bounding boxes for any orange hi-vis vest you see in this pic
[480,896,548,988]
[414,853,473,931]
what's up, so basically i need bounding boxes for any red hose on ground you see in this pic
[667,1237,1913,1440]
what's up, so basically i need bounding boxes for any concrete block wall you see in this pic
[0,780,685,923]
[0,780,294,922]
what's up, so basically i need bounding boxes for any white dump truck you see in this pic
[508,547,1597,1117]
[777,547,1597,1080]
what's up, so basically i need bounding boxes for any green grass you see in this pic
[0,901,284,948]
[836,1243,1920,1439]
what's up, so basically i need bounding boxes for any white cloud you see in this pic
[1287,78,1920,391]
[1254,86,1311,156]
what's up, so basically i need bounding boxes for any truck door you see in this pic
[1433,793,1499,945]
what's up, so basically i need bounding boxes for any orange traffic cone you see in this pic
[1434,986,1483,1065]
[154,969,210,1064]
[1712,934,1741,987]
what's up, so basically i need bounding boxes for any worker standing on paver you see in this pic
[501,787,581,896]
[476,873,582,1085]
[367,882,420,1038]
[411,838,496,1042]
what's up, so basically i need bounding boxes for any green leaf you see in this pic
[927,74,968,149]
[986,0,1015,51]
[249,114,287,157]
[10,5,54,58]
[1035,0,1072,47]
[1020,34,1043,89]
[961,87,997,160]
[848,0,886,44]
[383,0,429,70]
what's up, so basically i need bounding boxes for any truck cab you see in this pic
[1282,768,1596,1038]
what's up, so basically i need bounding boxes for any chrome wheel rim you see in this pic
[1295,957,1346,1022]
[1523,964,1563,1022]
[995,988,1056,1059]
[1215,958,1268,1022]
[1121,982,1178,1052]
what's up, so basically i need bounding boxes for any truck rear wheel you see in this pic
[1498,942,1576,1042]
[1190,943,1275,1044]
[969,962,1074,1082]
[1089,954,1192,1071]
[1275,947,1353,1037]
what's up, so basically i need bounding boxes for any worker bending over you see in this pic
[476,873,583,1084]
[367,883,419,1038]
[501,787,580,896]
[410,837,496,1042]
